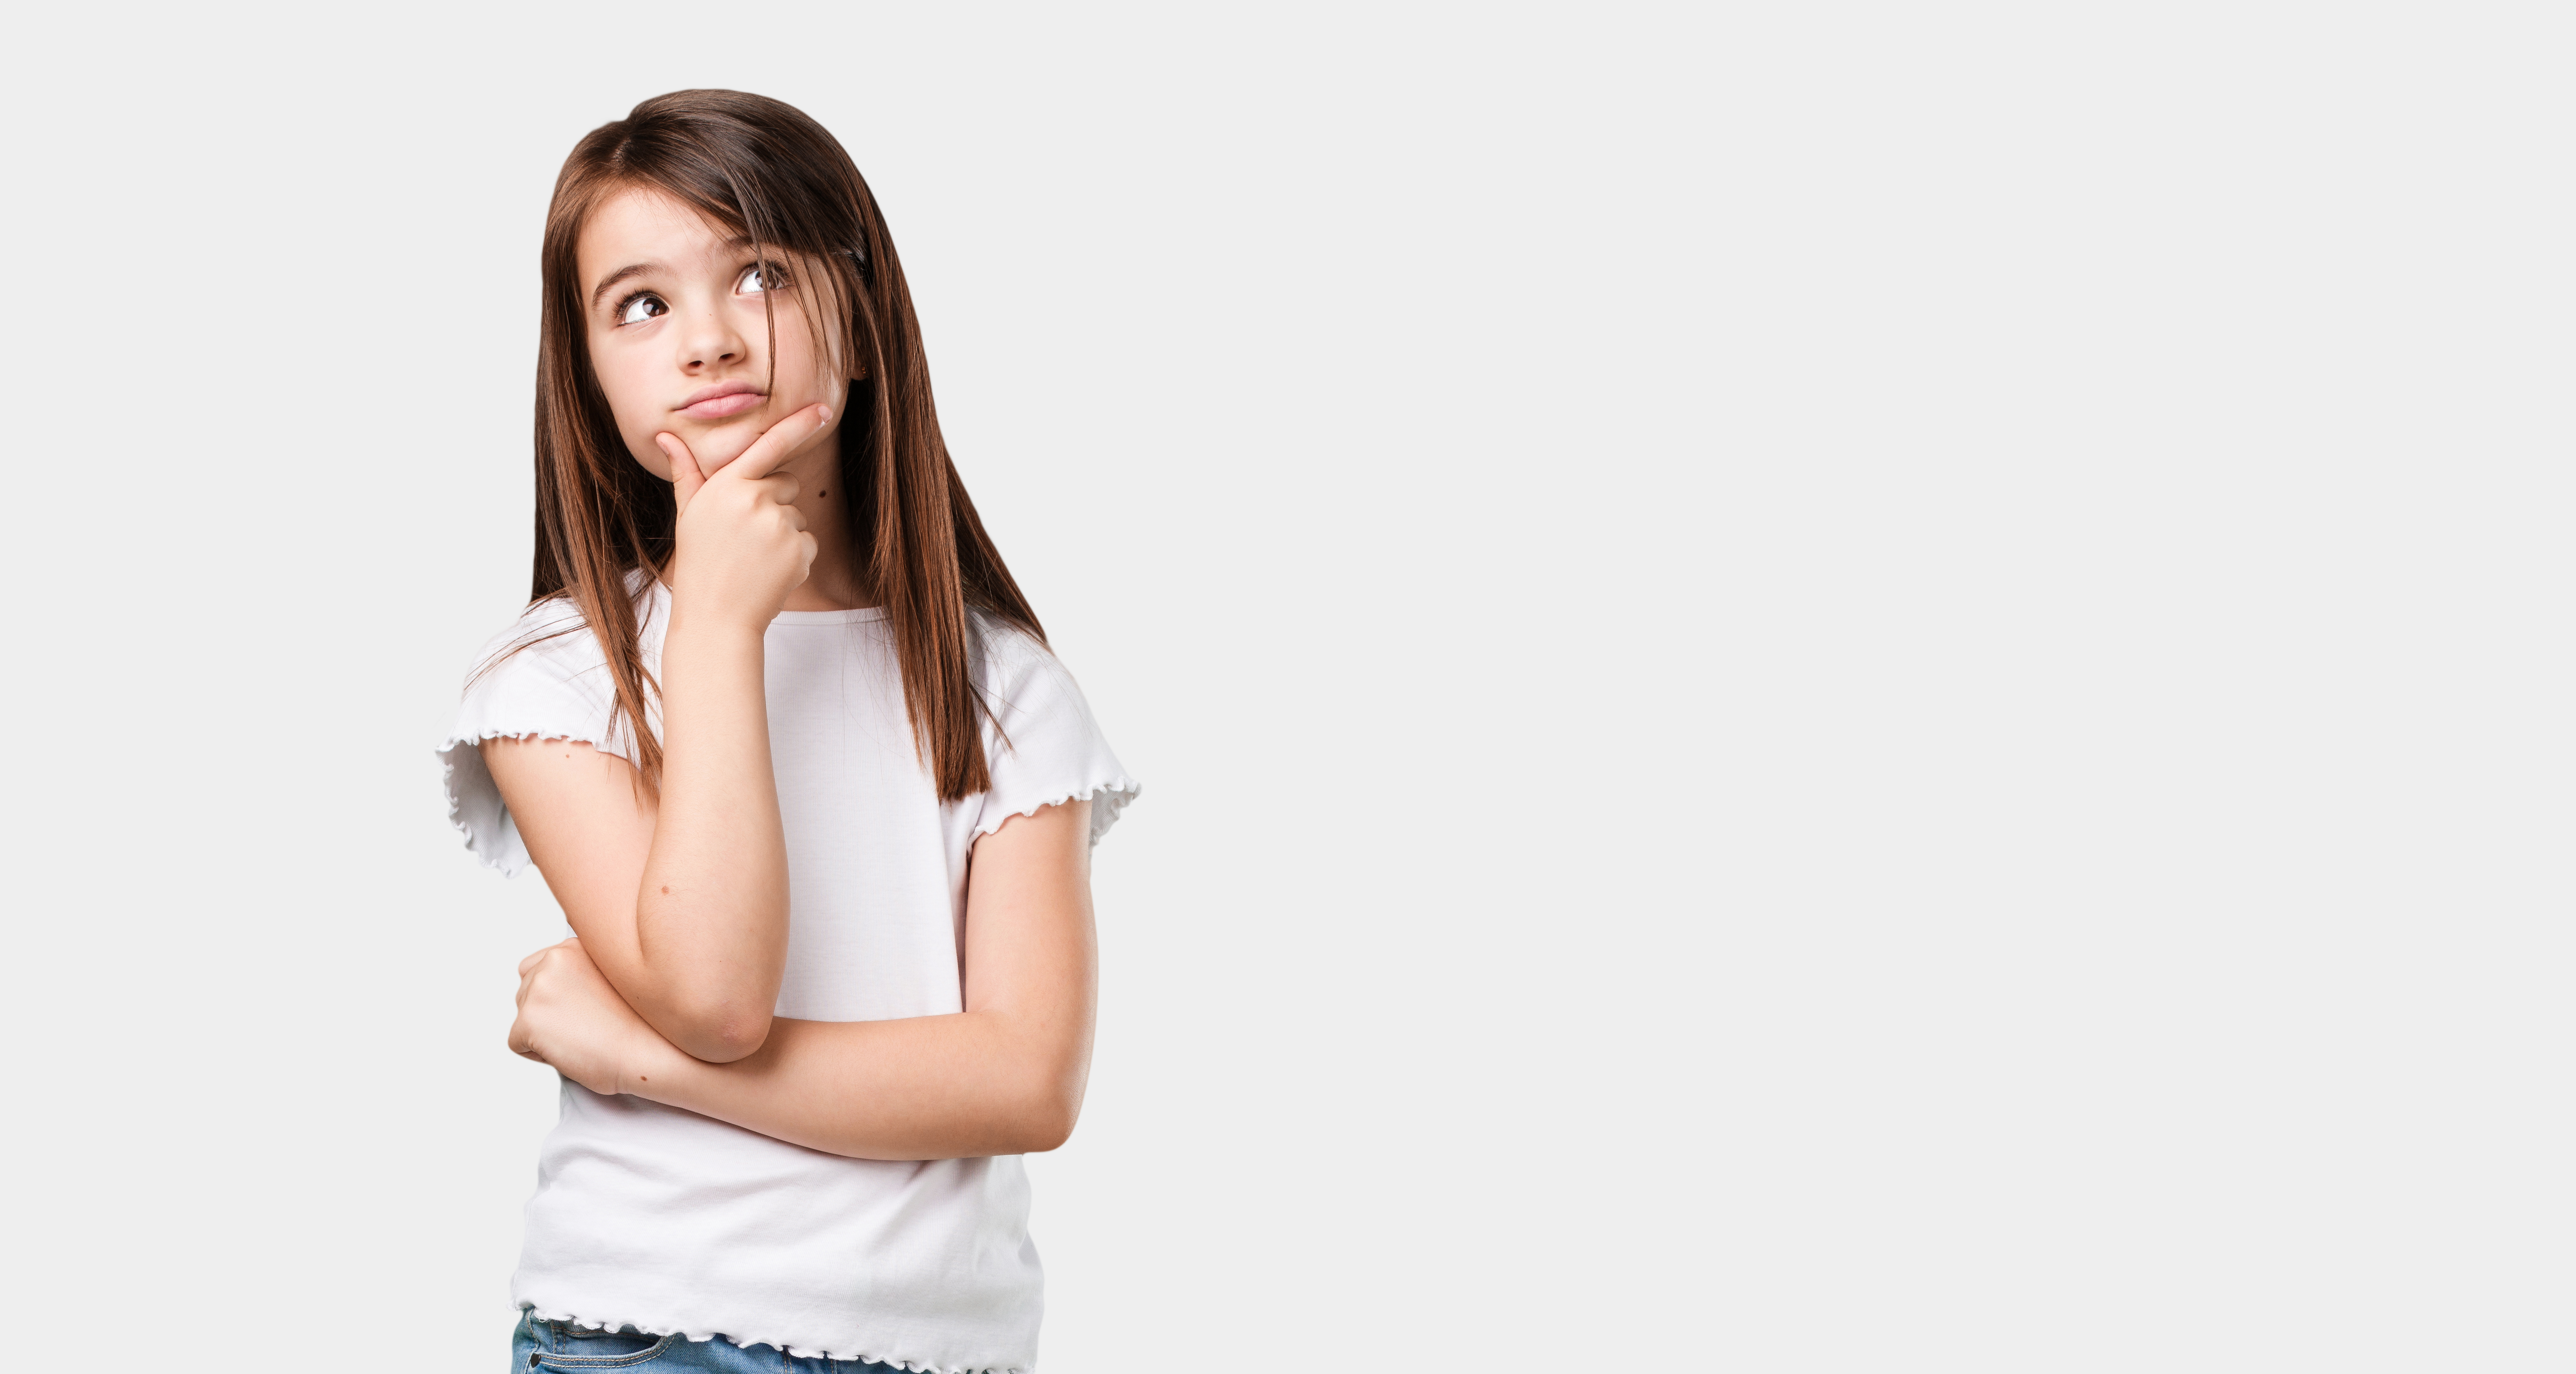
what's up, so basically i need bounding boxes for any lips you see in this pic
[678,381,765,419]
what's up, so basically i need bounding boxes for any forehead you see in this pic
[576,185,740,282]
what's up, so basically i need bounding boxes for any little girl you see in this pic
[438,89,1136,1374]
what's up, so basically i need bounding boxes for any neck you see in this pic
[777,431,873,612]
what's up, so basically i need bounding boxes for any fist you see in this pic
[508,937,662,1096]
[658,403,831,627]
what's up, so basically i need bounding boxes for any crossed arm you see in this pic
[485,733,1097,1161]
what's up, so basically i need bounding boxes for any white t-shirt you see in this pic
[438,582,1136,1374]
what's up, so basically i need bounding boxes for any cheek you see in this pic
[587,349,672,476]
[762,312,842,400]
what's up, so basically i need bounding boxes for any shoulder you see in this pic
[463,578,668,706]
[468,576,666,683]
[970,611,1105,744]
[449,586,661,774]
[439,587,662,876]
[469,595,600,678]
[455,600,611,727]
[965,609,1140,845]
[969,610,1072,702]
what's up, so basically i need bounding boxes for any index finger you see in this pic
[720,403,833,483]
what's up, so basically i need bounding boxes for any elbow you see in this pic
[1018,1109,1076,1155]
[693,1023,771,1065]
[662,1001,774,1065]
[1006,1080,1084,1154]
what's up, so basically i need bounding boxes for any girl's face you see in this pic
[577,184,856,481]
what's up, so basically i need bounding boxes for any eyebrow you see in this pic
[588,262,661,311]
[587,237,764,312]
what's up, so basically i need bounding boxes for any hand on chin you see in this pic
[683,419,767,477]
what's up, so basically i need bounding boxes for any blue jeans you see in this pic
[511,1310,911,1373]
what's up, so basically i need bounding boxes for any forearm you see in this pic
[509,804,1101,1160]
[625,605,790,1059]
[618,1012,1089,1161]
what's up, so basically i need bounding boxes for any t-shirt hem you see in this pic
[517,1301,1030,1374]
[976,776,1142,848]
[438,726,626,877]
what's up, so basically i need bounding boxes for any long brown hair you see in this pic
[526,89,1041,801]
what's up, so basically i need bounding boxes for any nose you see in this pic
[680,305,748,373]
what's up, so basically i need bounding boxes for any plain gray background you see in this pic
[1,3,2566,1370]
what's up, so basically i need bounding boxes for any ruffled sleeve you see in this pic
[971,618,1140,847]
[437,600,633,876]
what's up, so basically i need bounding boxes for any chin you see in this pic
[690,428,764,473]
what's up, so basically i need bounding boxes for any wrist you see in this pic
[665,594,772,645]
[618,1028,692,1098]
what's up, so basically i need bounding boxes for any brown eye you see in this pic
[616,293,667,326]
[738,262,788,294]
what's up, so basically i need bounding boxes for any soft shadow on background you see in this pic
[1,4,2565,1370]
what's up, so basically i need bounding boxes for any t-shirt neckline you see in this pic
[770,606,886,626]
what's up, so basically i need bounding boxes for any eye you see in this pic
[615,292,667,326]
[737,262,789,294]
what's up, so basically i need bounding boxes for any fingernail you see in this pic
[817,407,832,423]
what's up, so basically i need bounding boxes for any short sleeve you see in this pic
[437,602,633,876]
[971,622,1140,847]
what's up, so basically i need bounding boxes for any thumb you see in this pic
[658,433,707,511]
